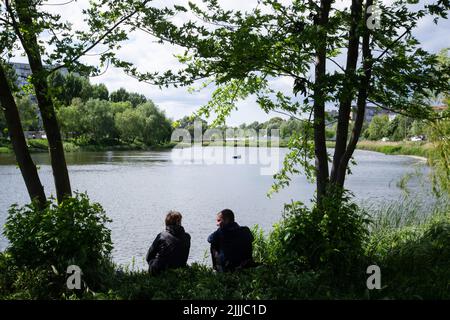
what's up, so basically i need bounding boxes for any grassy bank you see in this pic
[0,139,431,158]
[0,195,448,300]
[350,140,432,158]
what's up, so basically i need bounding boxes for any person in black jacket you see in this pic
[207,209,255,272]
[146,211,191,275]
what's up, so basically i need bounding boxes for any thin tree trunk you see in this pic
[313,0,332,203]
[14,0,72,202]
[0,63,46,208]
[335,0,374,186]
[330,0,362,185]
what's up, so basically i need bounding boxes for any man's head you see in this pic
[216,209,235,228]
[165,210,182,226]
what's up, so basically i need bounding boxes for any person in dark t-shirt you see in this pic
[207,209,254,272]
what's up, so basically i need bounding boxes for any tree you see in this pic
[110,88,147,107]
[1,0,153,202]
[16,96,39,131]
[409,120,426,137]
[175,115,208,137]
[386,115,414,141]
[83,99,117,142]
[0,63,46,207]
[92,83,109,101]
[110,0,450,203]
[57,98,85,139]
[115,101,171,145]
[365,114,390,141]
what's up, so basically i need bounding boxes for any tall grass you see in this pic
[353,140,432,157]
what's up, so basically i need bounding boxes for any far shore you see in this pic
[0,139,432,160]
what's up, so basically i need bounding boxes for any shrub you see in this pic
[265,191,370,284]
[63,141,80,152]
[3,193,113,292]
[27,138,48,150]
[365,201,450,299]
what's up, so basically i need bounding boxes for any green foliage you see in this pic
[57,97,171,146]
[259,191,370,284]
[110,88,147,107]
[365,198,450,299]
[27,138,48,150]
[386,115,414,141]
[0,95,39,132]
[174,115,208,138]
[426,115,450,196]
[3,193,113,291]
[365,114,390,141]
[102,0,450,195]
[115,102,172,145]
[83,263,332,300]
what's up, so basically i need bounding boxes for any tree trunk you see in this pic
[313,0,332,203]
[0,63,47,208]
[14,0,72,203]
[335,0,374,186]
[330,0,362,186]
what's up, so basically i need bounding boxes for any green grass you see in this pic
[1,195,448,300]
[352,140,431,158]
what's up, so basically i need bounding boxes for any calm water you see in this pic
[0,147,428,268]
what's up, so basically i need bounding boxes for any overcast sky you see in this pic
[11,0,450,126]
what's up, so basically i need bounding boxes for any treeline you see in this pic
[0,96,40,135]
[363,114,428,141]
[1,72,173,147]
[50,73,172,146]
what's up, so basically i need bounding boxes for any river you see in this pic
[0,147,428,268]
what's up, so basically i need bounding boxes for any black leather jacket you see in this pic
[146,225,191,274]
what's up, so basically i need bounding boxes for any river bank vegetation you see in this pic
[0,0,449,301]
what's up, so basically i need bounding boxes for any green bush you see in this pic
[365,203,450,299]
[264,192,370,283]
[3,193,113,293]
[27,138,48,150]
[63,141,80,152]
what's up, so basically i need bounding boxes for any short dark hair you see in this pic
[218,209,234,223]
[165,211,182,226]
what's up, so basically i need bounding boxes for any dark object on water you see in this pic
[232,155,241,159]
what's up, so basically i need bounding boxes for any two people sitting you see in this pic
[146,209,254,274]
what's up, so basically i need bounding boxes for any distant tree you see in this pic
[386,115,414,141]
[0,108,6,136]
[366,114,390,141]
[92,83,109,101]
[175,115,208,137]
[57,98,85,139]
[116,101,171,145]
[263,117,285,136]
[138,102,172,145]
[15,96,39,131]
[111,0,450,203]
[128,92,148,108]
[110,88,129,103]
[409,120,426,137]
[114,108,143,143]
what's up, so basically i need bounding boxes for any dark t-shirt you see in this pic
[208,222,254,271]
